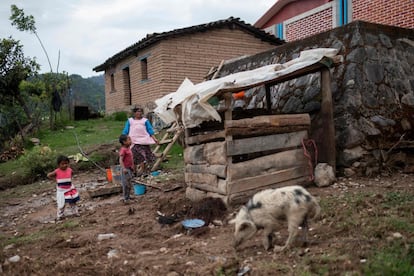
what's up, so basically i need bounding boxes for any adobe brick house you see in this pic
[255,0,414,42]
[93,17,283,114]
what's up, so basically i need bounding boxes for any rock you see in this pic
[344,168,356,177]
[8,255,20,263]
[314,163,336,187]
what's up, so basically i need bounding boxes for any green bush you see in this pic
[20,146,58,177]
[111,111,128,122]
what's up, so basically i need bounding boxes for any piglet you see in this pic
[229,185,320,252]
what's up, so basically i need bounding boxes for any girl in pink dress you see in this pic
[47,155,80,220]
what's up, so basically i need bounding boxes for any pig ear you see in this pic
[239,221,251,232]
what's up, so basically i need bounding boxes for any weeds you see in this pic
[363,241,414,275]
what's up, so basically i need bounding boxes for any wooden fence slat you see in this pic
[185,164,227,178]
[227,130,308,156]
[229,148,307,180]
[228,176,311,205]
[185,172,218,186]
[225,114,310,129]
[226,124,309,137]
[228,165,309,194]
[185,130,226,145]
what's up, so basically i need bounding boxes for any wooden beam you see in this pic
[228,176,311,205]
[185,164,227,178]
[229,165,310,194]
[227,130,308,156]
[225,114,310,129]
[185,130,226,145]
[229,148,308,180]
[226,124,309,137]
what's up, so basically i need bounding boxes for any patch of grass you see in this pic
[255,260,294,274]
[0,220,80,249]
[1,228,56,247]
[363,241,414,275]
[382,191,413,208]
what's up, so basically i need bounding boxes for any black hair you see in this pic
[119,134,128,145]
[57,155,69,165]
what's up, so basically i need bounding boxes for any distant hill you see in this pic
[70,74,105,112]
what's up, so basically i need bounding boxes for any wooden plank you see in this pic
[229,148,307,180]
[185,130,226,145]
[88,185,122,198]
[185,164,227,178]
[188,182,226,195]
[228,165,309,194]
[225,114,310,129]
[228,176,311,206]
[212,60,225,79]
[227,130,308,156]
[226,124,309,137]
[224,92,233,196]
[185,172,218,186]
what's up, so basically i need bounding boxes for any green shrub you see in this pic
[20,146,58,177]
[111,111,128,122]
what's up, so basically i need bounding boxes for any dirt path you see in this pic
[1,170,413,275]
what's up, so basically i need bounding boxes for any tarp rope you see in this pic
[72,131,106,172]
[302,138,318,181]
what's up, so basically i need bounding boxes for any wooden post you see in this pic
[319,68,336,169]
[224,92,233,197]
[265,84,272,112]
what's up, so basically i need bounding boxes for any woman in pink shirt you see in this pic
[122,107,158,175]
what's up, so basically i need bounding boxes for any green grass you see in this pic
[363,241,414,275]
[0,220,80,248]
[37,118,122,155]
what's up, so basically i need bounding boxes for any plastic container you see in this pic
[151,171,160,177]
[97,233,116,241]
[110,165,121,186]
[133,183,146,195]
[106,168,113,182]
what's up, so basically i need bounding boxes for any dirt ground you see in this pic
[1,168,413,275]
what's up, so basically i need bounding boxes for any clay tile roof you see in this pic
[93,17,284,72]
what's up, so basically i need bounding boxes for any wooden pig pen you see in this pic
[183,56,340,205]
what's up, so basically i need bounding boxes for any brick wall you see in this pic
[352,0,414,29]
[286,7,333,41]
[264,0,413,42]
[105,28,278,114]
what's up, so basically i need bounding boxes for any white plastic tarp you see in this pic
[154,48,339,128]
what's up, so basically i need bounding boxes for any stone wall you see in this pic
[214,21,414,176]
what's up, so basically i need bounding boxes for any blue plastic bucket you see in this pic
[133,184,146,195]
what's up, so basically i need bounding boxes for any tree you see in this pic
[0,37,39,120]
[9,4,64,129]
[9,4,53,73]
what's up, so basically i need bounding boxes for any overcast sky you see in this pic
[1,0,275,78]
